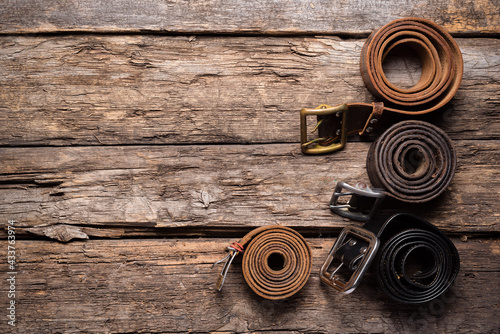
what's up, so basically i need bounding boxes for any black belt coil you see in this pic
[320,213,460,303]
[366,120,457,203]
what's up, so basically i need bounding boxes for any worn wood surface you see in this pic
[0,0,499,35]
[0,36,499,146]
[1,0,499,333]
[0,141,499,238]
[0,237,499,333]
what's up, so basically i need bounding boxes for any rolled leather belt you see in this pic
[366,120,457,203]
[328,120,456,222]
[213,225,312,300]
[320,213,460,303]
[301,17,463,154]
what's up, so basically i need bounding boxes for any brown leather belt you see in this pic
[366,120,456,203]
[300,18,463,154]
[213,225,312,300]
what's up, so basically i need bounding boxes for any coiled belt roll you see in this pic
[301,18,463,155]
[214,225,312,300]
[376,227,458,303]
[366,120,456,202]
[242,226,312,299]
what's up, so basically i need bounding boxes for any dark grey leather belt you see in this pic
[320,213,460,303]
[366,120,456,203]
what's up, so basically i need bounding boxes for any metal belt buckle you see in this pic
[329,181,385,221]
[320,225,379,294]
[300,103,348,154]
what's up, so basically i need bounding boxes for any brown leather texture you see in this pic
[366,120,456,203]
[317,17,463,143]
[239,225,312,300]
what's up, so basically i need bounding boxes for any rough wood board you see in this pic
[0,1,498,333]
[0,36,499,146]
[0,0,499,35]
[0,237,498,333]
[1,141,498,236]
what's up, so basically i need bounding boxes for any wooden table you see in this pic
[1,1,499,333]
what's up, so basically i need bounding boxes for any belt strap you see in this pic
[320,213,460,303]
[213,225,312,300]
[366,120,457,203]
[301,17,463,154]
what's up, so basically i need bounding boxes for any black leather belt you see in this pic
[320,213,460,303]
[366,120,456,203]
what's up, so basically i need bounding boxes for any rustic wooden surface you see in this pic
[1,0,499,333]
[0,238,498,333]
[0,0,499,35]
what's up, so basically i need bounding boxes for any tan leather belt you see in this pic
[213,225,312,300]
[300,18,463,154]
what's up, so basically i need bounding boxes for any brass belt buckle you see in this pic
[300,103,348,154]
[329,181,385,221]
[319,225,379,294]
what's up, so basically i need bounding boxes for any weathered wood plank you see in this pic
[0,237,498,333]
[1,141,498,236]
[0,36,499,146]
[0,0,499,35]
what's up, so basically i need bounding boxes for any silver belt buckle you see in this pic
[329,181,385,221]
[319,225,379,294]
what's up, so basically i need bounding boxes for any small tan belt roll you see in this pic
[214,225,312,300]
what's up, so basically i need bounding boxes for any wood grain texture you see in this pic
[0,1,499,332]
[1,141,498,236]
[0,36,499,146]
[0,237,498,333]
[0,0,499,35]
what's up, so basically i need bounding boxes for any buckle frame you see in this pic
[300,103,348,154]
[329,181,385,221]
[319,225,379,294]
